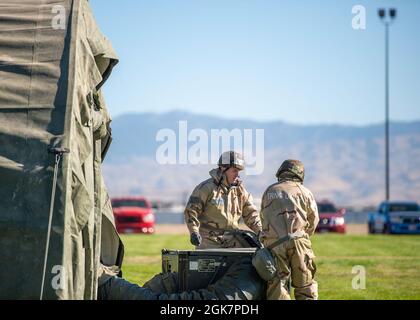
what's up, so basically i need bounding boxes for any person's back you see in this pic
[261,180,318,241]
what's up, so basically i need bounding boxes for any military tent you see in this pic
[0,0,123,299]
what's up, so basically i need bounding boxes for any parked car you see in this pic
[368,201,420,234]
[111,197,155,234]
[316,200,346,233]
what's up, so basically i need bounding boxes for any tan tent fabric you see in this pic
[0,0,122,299]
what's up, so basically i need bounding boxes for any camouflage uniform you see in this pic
[260,160,319,300]
[184,168,262,249]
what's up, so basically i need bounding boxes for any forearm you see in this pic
[243,210,263,233]
[184,210,200,234]
[306,213,319,236]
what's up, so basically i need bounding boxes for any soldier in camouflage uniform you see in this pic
[184,151,262,249]
[259,160,319,300]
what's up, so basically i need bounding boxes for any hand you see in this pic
[190,232,202,246]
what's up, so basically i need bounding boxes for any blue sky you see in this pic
[90,0,420,125]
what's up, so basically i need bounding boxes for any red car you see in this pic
[111,197,155,234]
[316,201,346,233]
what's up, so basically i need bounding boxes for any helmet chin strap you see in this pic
[219,167,242,189]
[218,167,230,187]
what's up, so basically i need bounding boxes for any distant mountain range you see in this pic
[102,111,420,208]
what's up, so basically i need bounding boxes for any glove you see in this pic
[190,232,202,246]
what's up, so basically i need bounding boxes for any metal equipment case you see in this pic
[162,248,256,291]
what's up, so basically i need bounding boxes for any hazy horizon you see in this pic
[111,109,420,127]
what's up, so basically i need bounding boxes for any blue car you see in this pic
[368,201,420,234]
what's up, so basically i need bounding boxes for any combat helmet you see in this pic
[218,151,245,170]
[276,159,305,182]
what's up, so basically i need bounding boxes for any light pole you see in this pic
[378,8,397,201]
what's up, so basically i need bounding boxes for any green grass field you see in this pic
[120,232,420,300]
